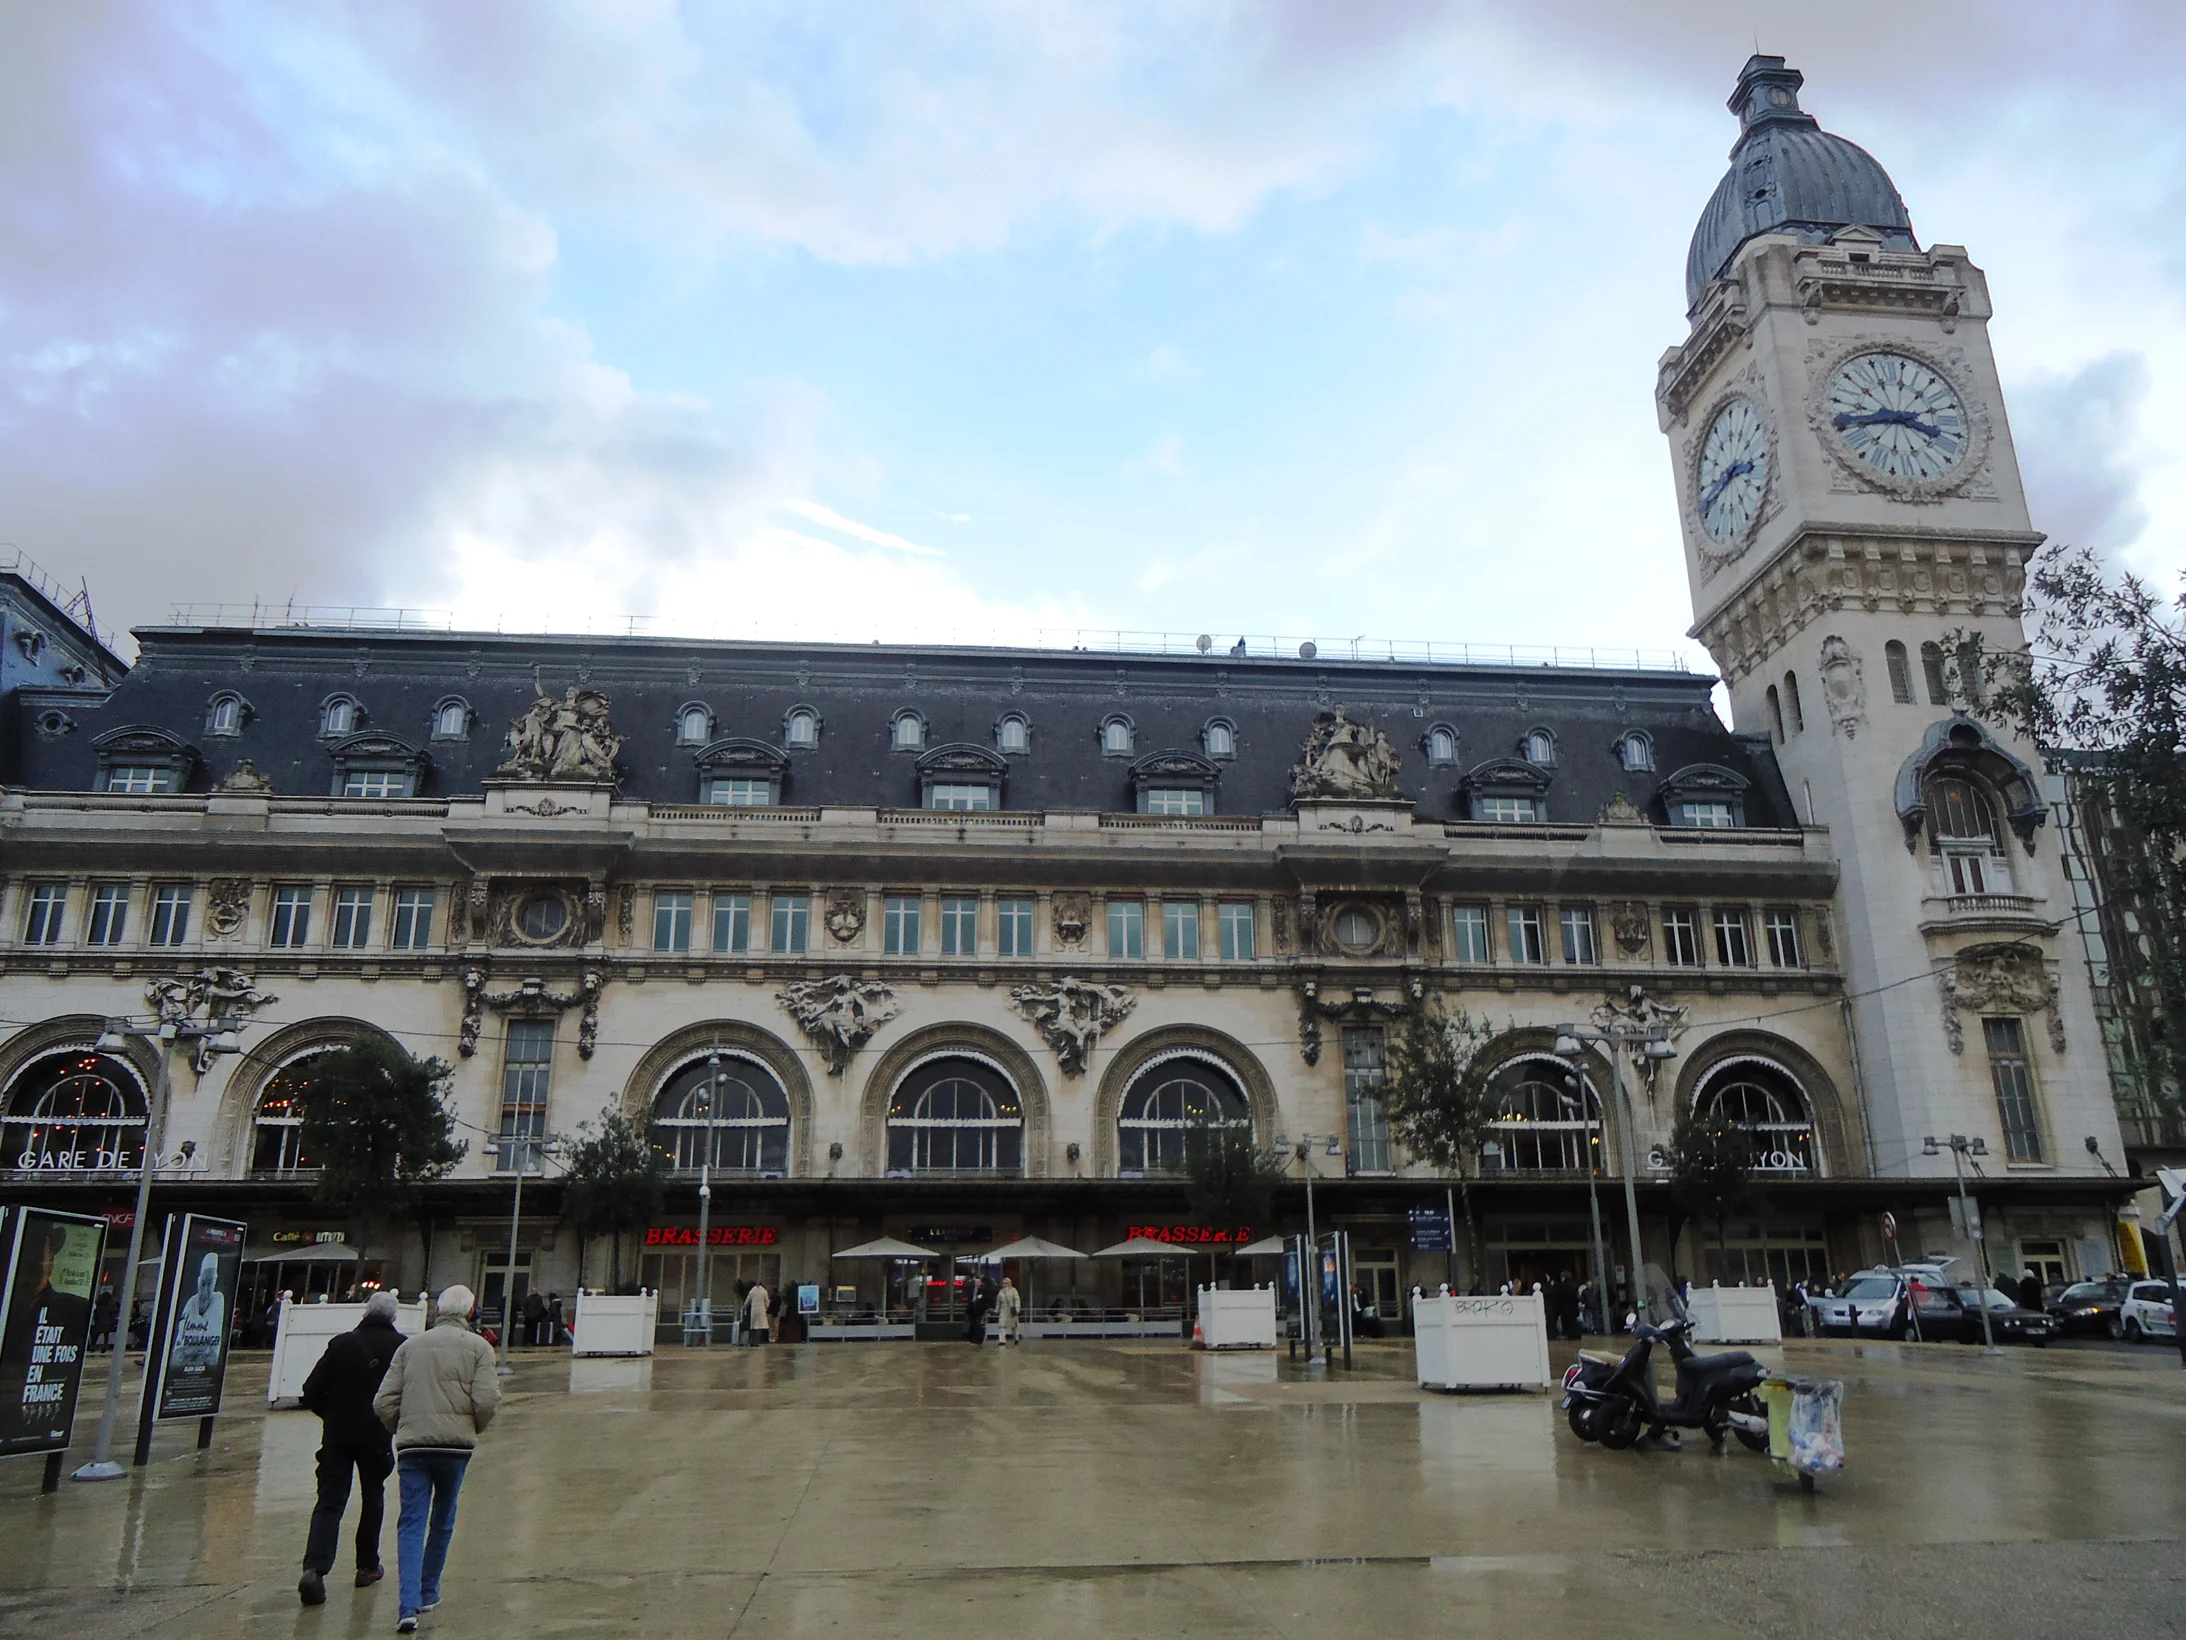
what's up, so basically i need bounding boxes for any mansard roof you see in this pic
[7,624,1797,826]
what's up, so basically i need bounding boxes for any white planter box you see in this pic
[1196,1285,1278,1349]
[570,1290,660,1357]
[1413,1294,1551,1391]
[267,1297,429,1406]
[1687,1284,1783,1344]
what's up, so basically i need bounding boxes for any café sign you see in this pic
[1124,1224,1252,1245]
[644,1226,778,1247]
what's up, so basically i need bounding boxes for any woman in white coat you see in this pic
[744,1281,771,1345]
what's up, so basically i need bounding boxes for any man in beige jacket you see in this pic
[373,1286,500,1634]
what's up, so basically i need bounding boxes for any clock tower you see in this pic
[1656,57,2123,1215]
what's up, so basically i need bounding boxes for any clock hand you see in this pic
[1833,408,1944,440]
[1699,459,1753,512]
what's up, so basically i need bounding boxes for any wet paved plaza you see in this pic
[3,1335,2183,1638]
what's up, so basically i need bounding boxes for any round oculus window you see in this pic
[516,894,569,942]
[1331,906,1381,953]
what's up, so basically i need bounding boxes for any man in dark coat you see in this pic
[297,1291,405,1606]
[964,1279,993,1346]
[2019,1271,2045,1312]
[522,1288,548,1347]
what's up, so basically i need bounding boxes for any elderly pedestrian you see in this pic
[373,1286,500,1635]
[297,1291,404,1606]
[744,1279,772,1345]
[995,1275,1023,1345]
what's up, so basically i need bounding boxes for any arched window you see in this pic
[886,1058,1022,1175]
[321,695,360,737]
[1929,776,1999,843]
[1782,672,1804,733]
[1765,686,1784,743]
[1117,1060,1250,1176]
[432,699,471,740]
[1884,641,1913,705]
[1920,642,1948,705]
[677,704,713,746]
[3,1050,148,1174]
[1522,729,1556,766]
[207,694,244,736]
[1617,732,1654,773]
[892,711,926,751]
[996,713,1029,754]
[1695,1062,1818,1174]
[1100,716,1135,756]
[1483,1057,1601,1174]
[1927,774,2008,895]
[651,1055,791,1175]
[1201,719,1235,759]
[1425,725,1458,766]
[252,1053,333,1175]
[785,707,820,747]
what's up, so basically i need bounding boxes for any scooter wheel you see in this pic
[1599,1401,1645,1450]
[1728,1392,1770,1453]
[1567,1402,1606,1442]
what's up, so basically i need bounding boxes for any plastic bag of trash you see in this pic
[1787,1378,1845,1476]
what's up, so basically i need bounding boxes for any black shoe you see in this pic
[396,1618,418,1635]
[299,1570,327,1607]
[356,1567,384,1588]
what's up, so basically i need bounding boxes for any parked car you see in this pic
[1810,1263,1963,1340]
[1950,1285,2057,1345]
[2119,1280,2178,1343]
[2049,1278,2134,1338]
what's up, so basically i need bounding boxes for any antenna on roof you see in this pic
[1195,634,1212,654]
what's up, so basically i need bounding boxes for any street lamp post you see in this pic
[1274,1133,1344,1365]
[1555,1022,1677,1325]
[483,1132,562,1376]
[1925,1133,1998,1353]
[75,1011,247,1483]
[690,1049,723,1346]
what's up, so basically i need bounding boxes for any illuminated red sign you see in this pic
[1124,1225,1252,1245]
[644,1226,779,1247]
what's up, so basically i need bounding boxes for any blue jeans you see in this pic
[395,1452,469,1616]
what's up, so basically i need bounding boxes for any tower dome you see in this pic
[1684,56,1916,312]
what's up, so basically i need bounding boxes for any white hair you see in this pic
[436,1285,476,1320]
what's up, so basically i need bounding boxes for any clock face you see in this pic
[1824,352,1968,481]
[1695,399,1769,543]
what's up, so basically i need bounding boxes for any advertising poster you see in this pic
[0,1208,106,1459]
[150,1216,246,1421]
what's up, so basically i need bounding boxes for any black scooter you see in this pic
[1561,1316,1770,1452]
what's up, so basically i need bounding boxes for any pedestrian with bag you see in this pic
[373,1286,500,1635]
[297,1291,404,1606]
[995,1275,1022,1345]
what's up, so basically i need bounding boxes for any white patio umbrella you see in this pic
[1090,1236,1189,1258]
[831,1236,941,1260]
[970,1236,1086,1262]
[1234,1236,1289,1257]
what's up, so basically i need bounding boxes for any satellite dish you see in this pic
[1195,634,1212,654]
[1298,641,1317,660]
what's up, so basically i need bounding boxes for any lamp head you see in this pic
[94,1020,129,1054]
[1553,1035,1582,1058]
[1325,1135,1341,1156]
[2084,1134,2102,1155]
[1643,1039,1678,1061]
[1923,1136,1941,1156]
[1969,1136,1988,1157]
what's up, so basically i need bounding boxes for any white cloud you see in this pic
[777,498,942,556]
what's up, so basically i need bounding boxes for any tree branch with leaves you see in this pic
[292,1040,466,1246]
[1380,1003,1497,1291]
[561,1107,668,1292]
[1659,1099,1755,1284]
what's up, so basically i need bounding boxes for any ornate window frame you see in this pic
[674,701,715,746]
[318,693,364,738]
[1519,727,1558,767]
[890,709,927,752]
[1614,730,1655,773]
[783,705,822,748]
[693,737,790,805]
[1893,713,2046,854]
[429,696,473,741]
[915,743,1008,809]
[1200,717,1237,760]
[1660,762,1750,827]
[1098,713,1136,758]
[205,691,251,737]
[994,711,1031,756]
[92,725,198,794]
[1128,749,1219,815]
[329,733,429,799]
[1457,756,1551,822]
[1422,722,1460,766]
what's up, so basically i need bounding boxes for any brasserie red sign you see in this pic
[644,1226,779,1247]
[1125,1225,1252,1245]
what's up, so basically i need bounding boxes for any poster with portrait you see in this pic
[148,1215,245,1421]
[0,1207,106,1459]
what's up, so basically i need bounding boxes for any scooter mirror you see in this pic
[1625,1312,1638,1329]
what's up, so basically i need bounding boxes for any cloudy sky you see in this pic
[3,2,2180,663]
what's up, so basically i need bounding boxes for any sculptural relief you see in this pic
[825,890,867,944]
[1609,902,1653,958]
[206,879,251,940]
[1290,706,1405,801]
[497,683,624,784]
[1938,944,2064,1054]
[458,967,605,1060]
[145,967,278,1073]
[1051,893,1090,948]
[778,976,901,1075]
[215,760,272,794]
[1010,978,1135,1076]
[1817,634,1867,739]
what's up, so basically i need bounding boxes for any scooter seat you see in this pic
[1577,1351,1620,1366]
[1685,1350,1757,1373]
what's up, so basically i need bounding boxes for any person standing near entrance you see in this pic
[964,1278,993,1346]
[522,1288,547,1348]
[374,1286,500,1635]
[744,1279,771,1345]
[297,1291,403,1606]
[995,1276,1022,1346]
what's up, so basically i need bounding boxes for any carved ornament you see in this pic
[1051,893,1091,948]
[205,879,251,940]
[1289,707,1405,802]
[215,760,272,794]
[825,890,866,944]
[1817,634,1866,740]
[1938,943,2064,1055]
[1590,984,1690,1101]
[1296,977,1421,1066]
[145,967,279,1074]
[1597,793,1647,827]
[778,976,900,1076]
[1609,903,1652,958]
[459,966,604,1060]
[1010,978,1135,1077]
[496,682,624,784]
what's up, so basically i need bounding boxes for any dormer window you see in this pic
[1660,763,1750,829]
[329,733,427,800]
[1201,718,1236,760]
[785,707,820,747]
[996,713,1030,754]
[677,704,714,746]
[1521,729,1556,766]
[694,738,789,806]
[1459,756,1551,824]
[1128,749,1218,815]
[431,698,471,740]
[917,744,1008,810]
[1616,732,1654,773]
[320,695,361,737]
[892,711,926,751]
[206,694,247,737]
[92,726,197,796]
[1424,724,1458,766]
[1100,715,1135,757]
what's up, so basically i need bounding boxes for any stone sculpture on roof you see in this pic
[498,681,624,784]
[1289,706,1404,801]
